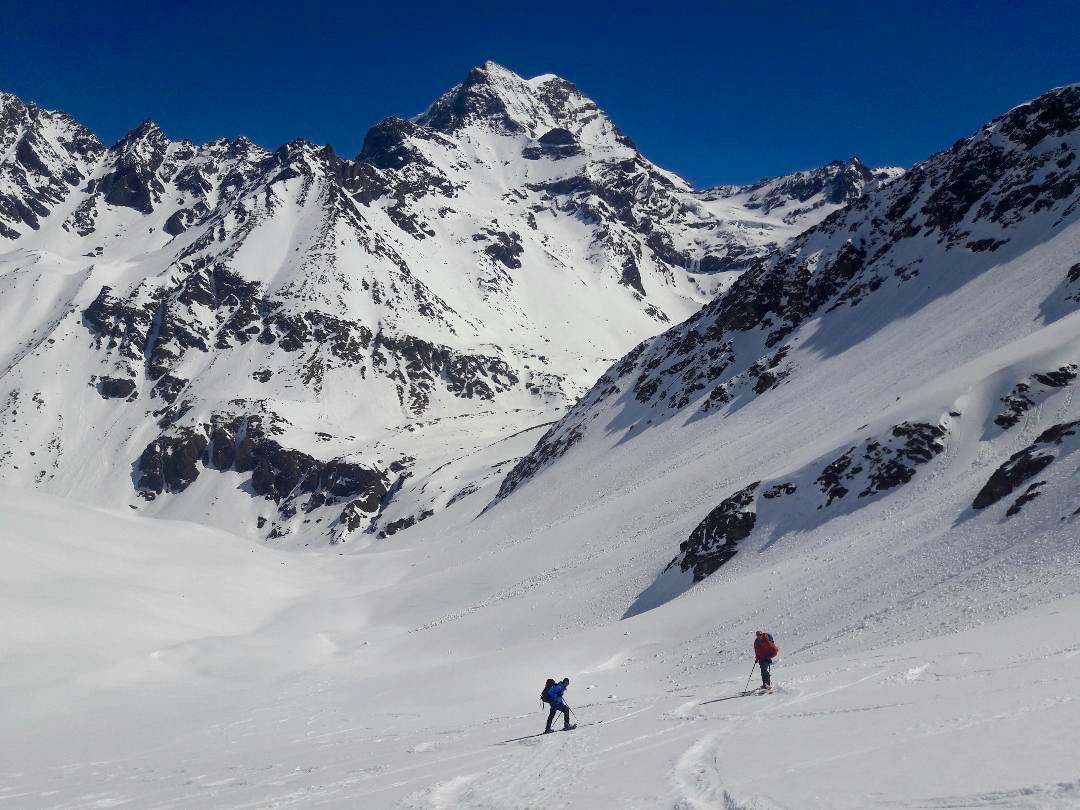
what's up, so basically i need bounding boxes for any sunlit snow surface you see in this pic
[2,427,1078,810]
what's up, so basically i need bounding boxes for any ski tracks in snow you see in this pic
[666,664,897,810]
[399,724,587,809]
[399,705,655,808]
[399,672,851,808]
[399,650,1062,808]
[670,731,785,810]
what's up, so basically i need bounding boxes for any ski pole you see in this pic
[743,661,758,693]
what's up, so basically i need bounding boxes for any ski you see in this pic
[702,691,759,705]
[500,723,585,744]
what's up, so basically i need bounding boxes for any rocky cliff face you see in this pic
[0,63,878,543]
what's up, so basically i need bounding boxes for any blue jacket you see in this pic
[546,683,567,706]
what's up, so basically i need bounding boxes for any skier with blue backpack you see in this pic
[540,677,575,733]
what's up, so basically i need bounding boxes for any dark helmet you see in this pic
[562,677,570,685]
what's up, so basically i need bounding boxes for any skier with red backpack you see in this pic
[753,631,779,692]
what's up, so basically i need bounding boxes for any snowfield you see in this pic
[2,483,1078,809]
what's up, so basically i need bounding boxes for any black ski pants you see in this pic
[759,658,772,687]
[545,702,570,731]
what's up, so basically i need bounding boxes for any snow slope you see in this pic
[3,467,1079,808]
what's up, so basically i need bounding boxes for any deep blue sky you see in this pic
[3,0,1078,185]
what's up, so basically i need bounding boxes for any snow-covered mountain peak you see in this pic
[0,91,104,238]
[0,69,900,545]
[414,61,633,152]
[112,118,166,148]
[0,90,24,118]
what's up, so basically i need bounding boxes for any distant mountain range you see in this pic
[0,62,897,543]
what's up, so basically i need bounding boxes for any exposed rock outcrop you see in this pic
[973,420,1080,511]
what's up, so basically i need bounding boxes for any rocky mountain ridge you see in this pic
[494,83,1080,609]
[0,63,884,543]
[702,156,903,225]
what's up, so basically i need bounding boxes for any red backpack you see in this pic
[756,633,779,658]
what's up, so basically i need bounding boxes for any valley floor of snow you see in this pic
[3,485,1079,810]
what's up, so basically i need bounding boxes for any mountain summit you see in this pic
[415,61,636,151]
